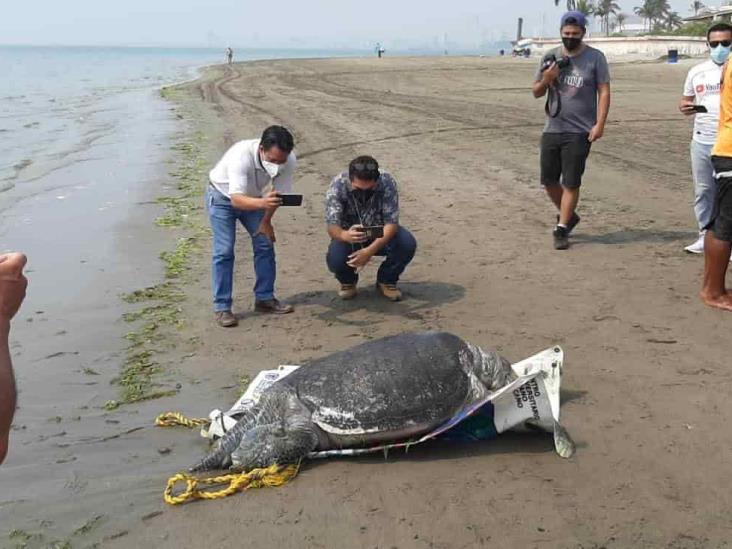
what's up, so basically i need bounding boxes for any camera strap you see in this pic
[545,83,561,118]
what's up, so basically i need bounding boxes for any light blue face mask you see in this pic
[711,44,731,65]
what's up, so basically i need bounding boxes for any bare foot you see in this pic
[700,289,732,311]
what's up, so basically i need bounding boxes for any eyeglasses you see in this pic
[709,40,732,48]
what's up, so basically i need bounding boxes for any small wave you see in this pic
[0,95,26,101]
[23,122,40,129]
[13,159,32,171]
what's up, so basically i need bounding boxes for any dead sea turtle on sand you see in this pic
[192,331,574,472]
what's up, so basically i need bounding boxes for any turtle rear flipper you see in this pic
[553,420,575,459]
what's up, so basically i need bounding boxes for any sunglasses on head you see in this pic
[709,40,732,48]
[352,162,378,171]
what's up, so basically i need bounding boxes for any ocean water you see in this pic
[0,46,376,207]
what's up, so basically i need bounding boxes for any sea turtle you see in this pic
[191,331,572,472]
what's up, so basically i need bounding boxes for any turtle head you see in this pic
[472,347,515,391]
[229,393,319,471]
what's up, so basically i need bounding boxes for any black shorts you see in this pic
[540,132,592,189]
[709,156,732,242]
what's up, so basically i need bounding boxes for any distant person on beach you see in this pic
[679,23,732,255]
[377,45,385,58]
[700,37,732,311]
[532,10,610,250]
[207,126,297,326]
[325,155,417,302]
[226,47,233,65]
[0,252,28,464]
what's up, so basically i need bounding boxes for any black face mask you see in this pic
[353,188,375,203]
[562,37,582,52]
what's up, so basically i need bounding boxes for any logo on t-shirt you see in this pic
[559,72,584,97]
[696,83,705,94]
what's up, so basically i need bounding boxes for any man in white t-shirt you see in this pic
[679,23,732,254]
[207,125,297,327]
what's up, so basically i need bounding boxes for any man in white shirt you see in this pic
[207,125,297,327]
[679,23,732,254]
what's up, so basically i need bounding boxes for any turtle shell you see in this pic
[276,331,474,436]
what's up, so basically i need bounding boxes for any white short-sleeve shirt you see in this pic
[208,139,296,197]
[683,59,723,145]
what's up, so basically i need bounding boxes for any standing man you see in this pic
[701,37,732,311]
[0,252,28,464]
[226,47,234,65]
[325,156,417,301]
[679,23,732,254]
[532,11,611,250]
[207,126,296,327]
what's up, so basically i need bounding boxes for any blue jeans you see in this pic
[206,186,276,311]
[326,226,417,285]
[691,140,717,232]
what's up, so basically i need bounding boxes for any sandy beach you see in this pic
[4,55,732,548]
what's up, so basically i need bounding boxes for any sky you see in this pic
[0,0,697,50]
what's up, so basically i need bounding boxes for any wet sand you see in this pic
[4,56,732,548]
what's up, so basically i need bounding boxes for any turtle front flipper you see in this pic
[553,420,576,459]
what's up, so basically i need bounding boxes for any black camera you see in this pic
[540,53,571,72]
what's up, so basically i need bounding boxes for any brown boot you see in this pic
[377,282,403,302]
[215,310,238,327]
[254,298,294,314]
[338,283,357,300]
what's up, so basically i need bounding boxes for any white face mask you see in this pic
[261,157,280,178]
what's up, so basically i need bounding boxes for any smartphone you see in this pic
[277,193,303,206]
[691,105,708,113]
[360,225,384,239]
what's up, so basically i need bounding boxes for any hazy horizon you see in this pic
[0,0,698,50]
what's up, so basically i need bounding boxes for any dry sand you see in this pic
[4,55,732,548]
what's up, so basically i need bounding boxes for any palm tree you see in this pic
[634,1,653,31]
[595,0,620,35]
[555,0,578,9]
[634,0,671,32]
[615,12,627,33]
[691,1,705,16]
[575,0,595,17]
[665,10,683,30]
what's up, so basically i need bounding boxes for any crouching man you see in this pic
[325,156,417,301]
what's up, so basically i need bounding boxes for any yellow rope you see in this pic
[155,411,210,428]
[163,463,300,505]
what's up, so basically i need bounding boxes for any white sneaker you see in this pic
[684,234,705,254]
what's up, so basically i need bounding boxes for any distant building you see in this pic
[683,3,732,24]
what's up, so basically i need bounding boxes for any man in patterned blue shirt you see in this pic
[325,156,417,301]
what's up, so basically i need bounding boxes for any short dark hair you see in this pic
[348,155,380,182]
[260,125,294,154]
[707,23,732,41]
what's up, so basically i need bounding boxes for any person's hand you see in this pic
[542,62,560,85]
[347,248,373,270]
[342,225,368,244]
[0,253,27,326]
[588,124,605,142]
[679,100,696,116]
[255,220,276,243]
[260,191,282,210]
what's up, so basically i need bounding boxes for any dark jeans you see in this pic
[326,226,417,285]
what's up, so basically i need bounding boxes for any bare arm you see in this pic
[596,82,611,129]
[0,319,15,464]
[588,83,611,142]
[363,223,398,254]
[679,95,696,115]
[533,63,558,98]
